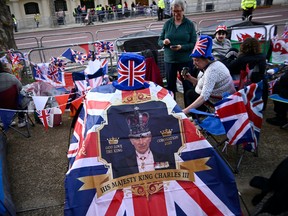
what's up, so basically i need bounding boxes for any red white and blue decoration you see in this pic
[113,53,149,90]
[215,81,263,152]
[190,35,214,60]
[65,53,241,215]
[94,41,114,54]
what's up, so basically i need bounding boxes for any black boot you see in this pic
[266,116,287,126]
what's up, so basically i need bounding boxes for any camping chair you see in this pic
[190,81,264,173]
[0,85,34,138]
[269,94,288,129]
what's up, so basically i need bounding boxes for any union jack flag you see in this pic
[117,58,146,87]
[192,37,208,56]
[215,81,263,151]
[36,109,51,130]
[74,52,87,65]
[9,52,21,65]
[65,82,242,215]
[32,63,71,87]
[49,56,66,72]
[62,48,87,64]
[72,59,108,95]
[62,48,76,62]
[32,63,48,81]
[48,65,61,83]
[94,41,114,54]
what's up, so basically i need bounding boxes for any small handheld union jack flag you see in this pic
[73,51,87,65]
[113,53,149,90]
[9,52,21,65]
[49,56,66,71]
[94,41,114,54]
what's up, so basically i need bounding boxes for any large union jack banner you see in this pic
[215,82,263,152]
[65,82,242,216]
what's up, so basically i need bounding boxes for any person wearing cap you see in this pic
[182,35,236,115]
[112,106,174,178]
[212,25,232,60]
[241,0,256,21]
[158,0,197,107]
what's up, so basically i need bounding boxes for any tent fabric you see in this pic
[0,132,16,216]
[115,30,162,52]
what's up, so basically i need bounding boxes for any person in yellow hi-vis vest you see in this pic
[11,14,18,32]
[157,0,165,21]
[241,0,256,21]
[34,13,40,28]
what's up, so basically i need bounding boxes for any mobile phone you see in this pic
[181,67,190,76]
[170,45,178,48]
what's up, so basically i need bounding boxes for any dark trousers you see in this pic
[14,24,18,32]
[242,8,254,20]
[164,62,196,107]
[157,8,163,20]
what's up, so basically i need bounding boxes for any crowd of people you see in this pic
[158,0,287,127]
[5,0,286,128]
[72,1,158,24]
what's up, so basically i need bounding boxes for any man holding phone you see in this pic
[158,0,197,106]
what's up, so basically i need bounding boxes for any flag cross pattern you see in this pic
[65,82,242,216]
[117,59,146,87]
[37,109,51,129]
[193,38,208,55]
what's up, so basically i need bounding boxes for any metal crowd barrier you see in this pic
[15,36,43,62]
[114,32,165,78]
[27,41,114,75]
[39,32,95,62]
[95,25,147,41]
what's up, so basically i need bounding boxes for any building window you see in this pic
[55,0,67,12]
[24,2,40,15]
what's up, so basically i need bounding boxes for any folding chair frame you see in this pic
[192,110,246,173]
[3,111,35,138]
[0,85,35,138]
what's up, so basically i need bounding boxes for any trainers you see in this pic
[18,120,27,128]
[266,117,287,127]
[10,121,17,126]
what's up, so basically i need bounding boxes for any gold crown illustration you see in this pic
[107,137,119,145]
[160,129,173,137]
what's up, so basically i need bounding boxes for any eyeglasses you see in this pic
[217,31,227,35]
[172,10,183,13]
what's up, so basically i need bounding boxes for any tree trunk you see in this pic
[0,0,17,52]
[49,0,58,28]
